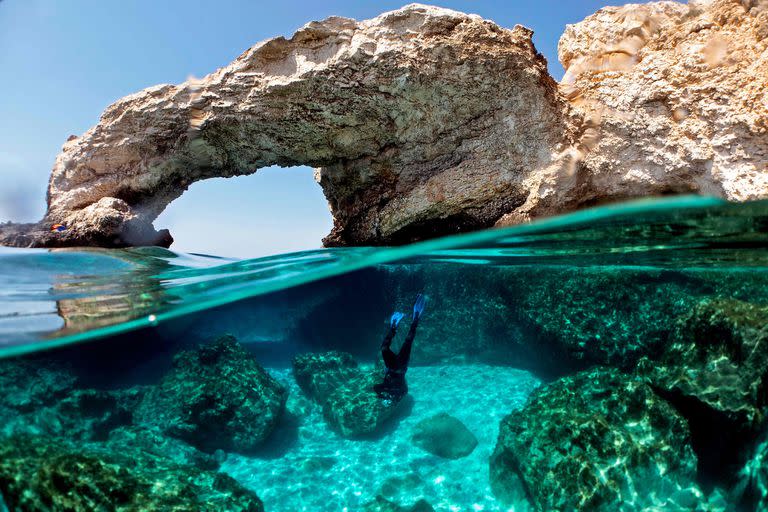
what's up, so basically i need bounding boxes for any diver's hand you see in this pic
[390,312,405,328]
[413,294,427,320]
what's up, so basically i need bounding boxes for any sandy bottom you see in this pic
[222,364,541,512]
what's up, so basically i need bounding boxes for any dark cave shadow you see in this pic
[248,410,301,460]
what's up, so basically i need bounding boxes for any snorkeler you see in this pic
[373,294,427,402]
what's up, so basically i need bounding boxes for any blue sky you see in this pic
[1,0,642,257]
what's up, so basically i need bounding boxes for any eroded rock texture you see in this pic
[134,335,287,454]
[33,4,572,248]
[489,367,715,512]
[3,1,766,249]
[528,0,768,220]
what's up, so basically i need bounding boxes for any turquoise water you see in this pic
[1,196,768,511]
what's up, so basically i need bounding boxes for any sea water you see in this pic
[0,196,767,511]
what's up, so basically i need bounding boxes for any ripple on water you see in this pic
[221,364,541,512]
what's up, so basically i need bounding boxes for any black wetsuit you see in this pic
[373,316,419,402]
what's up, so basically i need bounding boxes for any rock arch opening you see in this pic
[154,166,332,258]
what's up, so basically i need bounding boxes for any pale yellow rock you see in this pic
[515,0,768,222]
[42,4,573,247]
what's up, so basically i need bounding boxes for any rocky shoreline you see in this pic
[2,0,766,249]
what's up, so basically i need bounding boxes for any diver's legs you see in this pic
[396,316,419,368]
[381,321,399,370]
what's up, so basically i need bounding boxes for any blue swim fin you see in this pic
[390,311,405,328]
[412,294,427,320]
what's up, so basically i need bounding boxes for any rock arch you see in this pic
[6,1,765,250]
[38,4,574,248]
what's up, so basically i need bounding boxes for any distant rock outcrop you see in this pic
[1,0,766,248]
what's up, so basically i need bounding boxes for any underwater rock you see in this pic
[640,299,768,489]
[490,367,709,511]
[514,267,701,368]
[322,369,403,438]
[0,435,263,511]
[107,426,221,470]
[292,351,361,403]
[362,495,435,512]
[0,358,143,442]
[0,357,76,413]
[293,351,403,437]
[135,335,287,454]
[648,299,768,427]
[50,387,142,441]
[732,428,768,512]
[410,412,477,459]
[17,4,573,249]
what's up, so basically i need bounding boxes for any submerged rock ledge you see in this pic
[2,0,766,248]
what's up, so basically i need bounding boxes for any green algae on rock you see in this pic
[293,351,361,401]
[293,351,404,437]
[639,298,768,492]
[490,367,712,512]
[135,335,287,454]
[410,412,477,459]
[0,435,263,512]
[649,299,768,427]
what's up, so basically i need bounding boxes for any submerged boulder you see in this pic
[293,351,361,403]
[410,412,477,459]
[0,435,263,511]
[135,335,287,454]
[322,370,403,438]
[490,367,710,511]
[293,351,403,437]
[641,299,768,489]
[647,299,768,427]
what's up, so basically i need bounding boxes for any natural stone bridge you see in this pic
[2,1,766,248]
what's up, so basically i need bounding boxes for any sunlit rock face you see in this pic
[519,0,768,222]
[4,1,767,249]
[39,4,573,248]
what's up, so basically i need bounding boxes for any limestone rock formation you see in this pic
[525,0,768,220]
[6,4,573,248]
[2,1,766,249]
[135,335,287,454]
